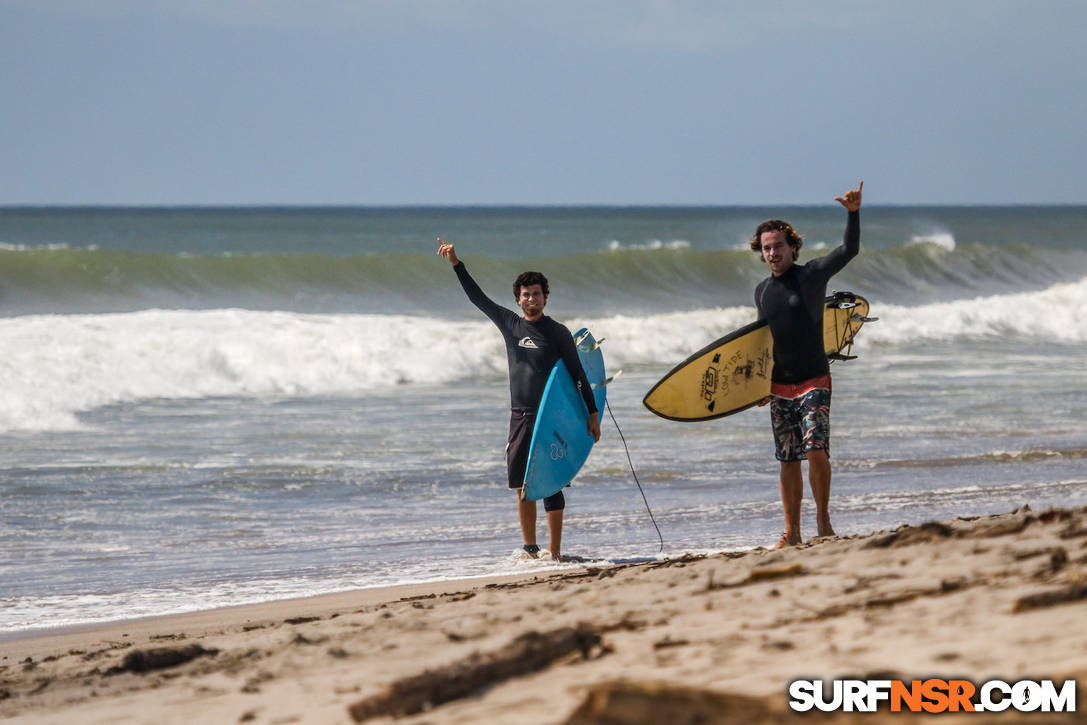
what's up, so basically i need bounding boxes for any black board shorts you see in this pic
[507,409,565,511]
[506,409,536,489]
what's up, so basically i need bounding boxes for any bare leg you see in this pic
[776,460,803,547]
[518,498,538,555]
[547,509,563,559]
[807,448,835,537]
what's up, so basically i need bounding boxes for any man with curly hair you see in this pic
[438,238,601,560]
[750,181,863,548]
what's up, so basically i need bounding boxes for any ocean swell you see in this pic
[2,242,1086,316]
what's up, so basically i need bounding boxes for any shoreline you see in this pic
[0,553,679,647]
[0,571,550,659]
[3,505,1086,723]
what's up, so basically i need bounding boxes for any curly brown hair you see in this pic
[513,271,549,300]
[750,219,803,261]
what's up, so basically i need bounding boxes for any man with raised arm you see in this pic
[438,239,601,560]
[750,181,863,548]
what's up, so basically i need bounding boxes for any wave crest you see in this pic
[907,231,956,251]
[606,239,692,251]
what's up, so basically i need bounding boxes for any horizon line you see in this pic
[3,202,1086,210]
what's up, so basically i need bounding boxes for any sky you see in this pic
[1,1,1085,206]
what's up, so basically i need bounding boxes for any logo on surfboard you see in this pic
[549,431,568,460]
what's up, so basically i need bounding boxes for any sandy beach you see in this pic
[3,505,1086,724]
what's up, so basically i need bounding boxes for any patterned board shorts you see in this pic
[769,376,832,462]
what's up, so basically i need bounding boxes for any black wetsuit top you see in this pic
[454,262,598,415]
[754,211,860,384]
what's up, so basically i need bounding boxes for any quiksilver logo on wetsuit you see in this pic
[518,337,539,349]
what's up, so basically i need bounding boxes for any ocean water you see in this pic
[2,206,1086,634]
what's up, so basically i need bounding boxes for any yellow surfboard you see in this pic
[643,292,872,422]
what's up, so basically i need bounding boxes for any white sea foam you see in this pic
[0,242,88,252]
[857,276,1087,345]
[907,230,956,251]
[0,310,506,432]
[570,276,1087,363]
[3,278,1085,432]
[606,239,691,251]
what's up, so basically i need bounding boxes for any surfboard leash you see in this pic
[605,398,664,553]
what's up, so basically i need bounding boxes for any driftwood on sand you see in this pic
[348,624,602,722]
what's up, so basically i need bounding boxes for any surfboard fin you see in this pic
[828,352,858,361]
[851,314,879,323]
[591,370,623,389]
[590,337,605,351]
[575,330,592,346]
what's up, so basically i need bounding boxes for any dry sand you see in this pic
[3,505,1086,724]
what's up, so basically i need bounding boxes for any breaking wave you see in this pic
[2,277,1084,432]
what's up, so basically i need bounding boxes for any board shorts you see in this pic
[507,409,565,511]
[769,376,832,462]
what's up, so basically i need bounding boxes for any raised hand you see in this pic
[436,237,459,265]
[835,181,863,212]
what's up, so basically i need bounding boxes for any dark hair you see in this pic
[513,271,549,300]
[750,219,803,261]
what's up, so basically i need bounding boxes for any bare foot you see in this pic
[772,532,802,549]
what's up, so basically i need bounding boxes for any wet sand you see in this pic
[3,505,1086,724]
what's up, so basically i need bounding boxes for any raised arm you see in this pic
[836,180,862,258]
[438,238,514,328]
[812,181,863,275]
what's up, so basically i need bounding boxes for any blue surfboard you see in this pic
[521,328,607,502]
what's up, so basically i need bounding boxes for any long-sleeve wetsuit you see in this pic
[453,262,598,416]
[754,211,860,384]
